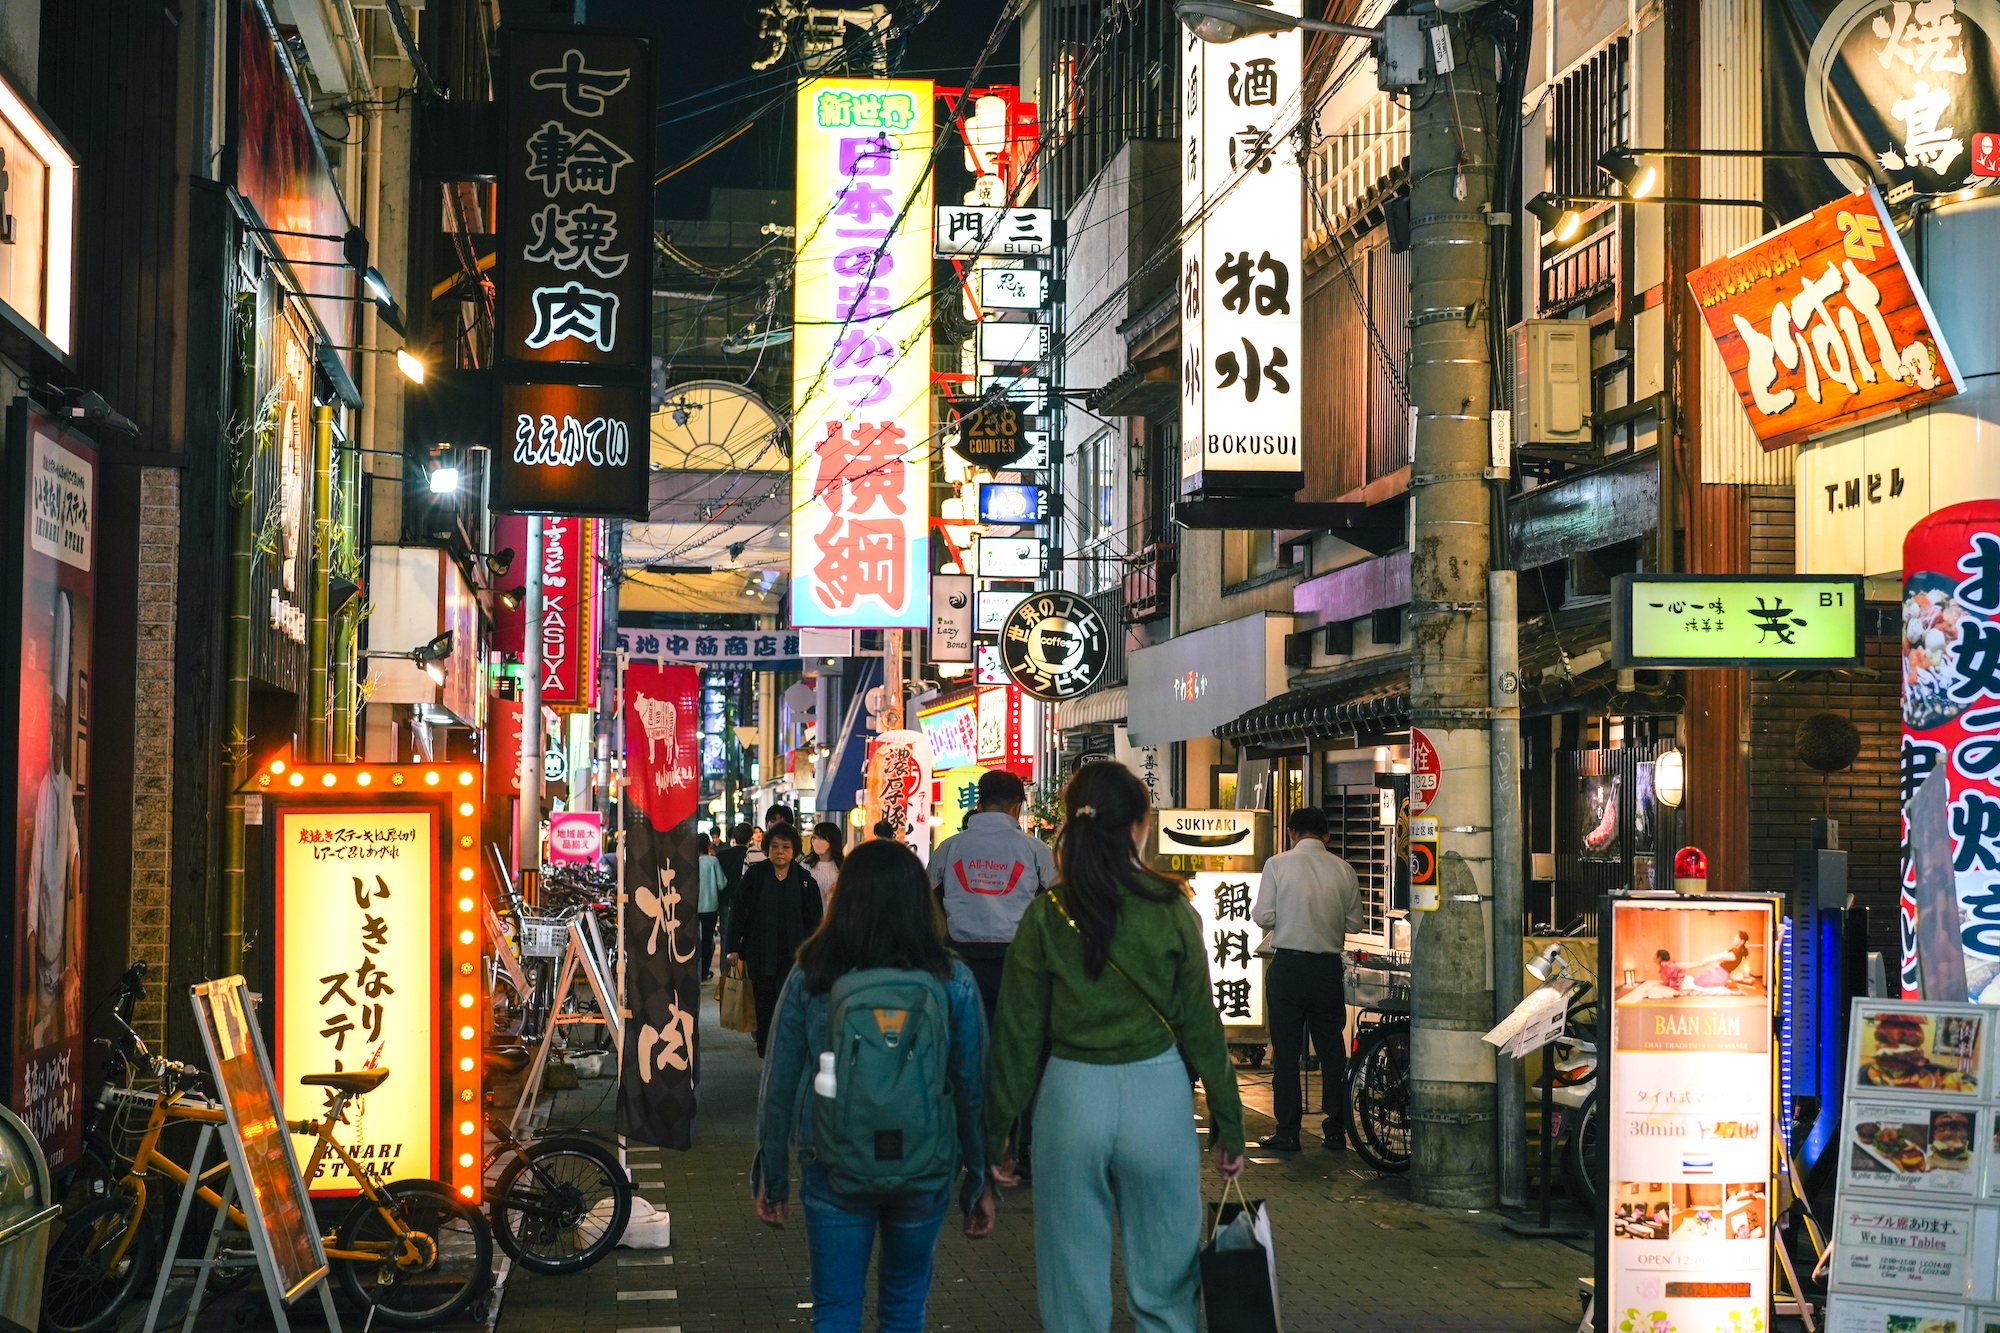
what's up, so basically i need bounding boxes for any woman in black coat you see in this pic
[724,824,822,1055]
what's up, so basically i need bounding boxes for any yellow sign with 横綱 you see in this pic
[275,807,436,1193]
[1614,575,1864,668]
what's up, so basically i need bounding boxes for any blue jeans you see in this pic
[799,1163,951,1332]
[1031,1048,1202,1333]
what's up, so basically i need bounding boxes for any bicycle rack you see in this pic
[140,1122,344,1333]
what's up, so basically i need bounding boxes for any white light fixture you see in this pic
[1654,748,1685,809]
[429,465,460,494]
[1526,943,1571,982]
[396,349,425,384]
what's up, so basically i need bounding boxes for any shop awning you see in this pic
[1055,684,1127,729]
[1215,673,1410,746]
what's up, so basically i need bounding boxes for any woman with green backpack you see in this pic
[751,838,996,1331]
[986,761,1246,1333]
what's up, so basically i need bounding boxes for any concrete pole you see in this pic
[1406,12,1499,1209]
[1490,569,1525,1208]
[517,517,544,889]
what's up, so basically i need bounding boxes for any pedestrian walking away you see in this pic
[985,761,1245,1333]
[726,823,821,1056]
[696,831,725,982]
[1253,804,1365,1152]
[927,768,1056,1018]
[806,820,846,910]
[751,838,994,1333]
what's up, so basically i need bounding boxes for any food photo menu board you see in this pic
[1826,1001,2000,1332]
[1604,896,1777,1333]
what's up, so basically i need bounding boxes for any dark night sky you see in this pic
[580,0,1017,220]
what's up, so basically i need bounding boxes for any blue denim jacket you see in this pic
[752,959,989,1214]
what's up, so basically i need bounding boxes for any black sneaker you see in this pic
[1258,1133,1302,1152]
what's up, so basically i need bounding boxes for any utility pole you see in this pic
[1406,10,1499,1209]
[517,517,544,896]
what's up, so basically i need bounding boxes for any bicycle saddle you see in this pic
[484,1046,532,1076]
[299,1068,391,1095]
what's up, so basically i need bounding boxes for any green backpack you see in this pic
[809,967,958,1195]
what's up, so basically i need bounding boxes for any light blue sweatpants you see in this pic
[1031,1047,1202,1333]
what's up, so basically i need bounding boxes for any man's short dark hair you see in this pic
[765,804,796,827]
[730,822,755,846]
[872,820,898,839]
[977,770,1027,808]
[1288,806,1330,839]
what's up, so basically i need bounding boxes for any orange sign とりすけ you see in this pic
[1688,185,1960,453]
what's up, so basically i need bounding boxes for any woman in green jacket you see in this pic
[985,762,1245,1333]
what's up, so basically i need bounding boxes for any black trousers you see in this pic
[698,911,718,979]
[1267,950,1347,1141]
[752,971,783,1057]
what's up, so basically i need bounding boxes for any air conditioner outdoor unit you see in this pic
[1510,320,1593,449]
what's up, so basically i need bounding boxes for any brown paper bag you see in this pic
[719,962,756,1033]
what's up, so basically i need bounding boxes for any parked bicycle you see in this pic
[40,963,493,1332]
[480,1045,633,1273]
[1344,947,1413,1172]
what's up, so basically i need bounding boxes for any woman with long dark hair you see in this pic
[752,839,993,1331]
[805,821,846,909]
[986,762,1244,1333]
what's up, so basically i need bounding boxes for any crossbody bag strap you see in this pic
[1046,891,1176,1040]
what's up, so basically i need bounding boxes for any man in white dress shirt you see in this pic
[1252,805,1364,1151]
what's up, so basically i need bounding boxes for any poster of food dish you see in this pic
[1825,1295,1966,1333]
[1839,1103,1980,1196]
[1606,896,1775,1333]
[1850,1004,1985,1098]
[1831,1199,1980,1299]
[1579,772,1621,862]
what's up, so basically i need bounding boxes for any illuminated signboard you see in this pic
[255,763,486,1204]
[1179,3,1303,496]
[976,322,1049,365]
[918,696,978,771]
[977,588,1029,631]
[979,267,1047,310]
[494,515,599,710]
[975,535,1044,578]
[277,806,437,1194]
[1612,574,1864,668]
[977,482,1043,524]
[1607,896,1775,1332]
[1191,872,1264,1027]
[790,79,935,629]
[1688,186,1960,453]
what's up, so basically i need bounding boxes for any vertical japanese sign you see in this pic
[1190,871,1264,1026]
[7,406,94,1171]
[493,514,597,709]
[1901,501,2000,999]
[1179,6,1303,496]
[790,79,935,629]
[1688,186,1960,452]
[624,661,700,833]
[618,819,700,1149]
[275,807,437,1193]
[495,29,651,517]
[1606,897,1775,1333]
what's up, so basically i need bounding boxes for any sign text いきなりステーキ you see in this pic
[790,79,934,629]
[1688,185,1961,452]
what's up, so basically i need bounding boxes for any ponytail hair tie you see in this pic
[1073,805,1096,818]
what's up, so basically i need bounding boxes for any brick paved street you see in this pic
[495,992,1595,1333]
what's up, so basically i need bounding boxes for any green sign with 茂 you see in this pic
[1611,574,1865,668]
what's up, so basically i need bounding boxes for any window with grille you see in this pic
[1307,91,1409,246]
[1323,784,1389,940]
[1548,38,1631,203]
[1046,0,1181,212]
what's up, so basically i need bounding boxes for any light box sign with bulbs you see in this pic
[1611,574,1864,668]
[247,761,488,1204]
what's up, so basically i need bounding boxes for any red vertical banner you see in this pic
[493,515,598,711]
[1902,501,2000,1000]
[625,663,700,831]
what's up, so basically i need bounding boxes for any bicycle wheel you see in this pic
[1348,1023,1413,1173]
[491,1137,632,1274]
[333,1178,492,1328]
[41,1196,159,1333]
[1562,1087,1602,1211]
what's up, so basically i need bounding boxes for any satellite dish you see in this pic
[651,380,786,473]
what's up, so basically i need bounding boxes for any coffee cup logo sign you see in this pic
[998,589,1109,702]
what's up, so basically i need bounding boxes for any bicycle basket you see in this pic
[1345,949,1413,1013]
[519,916,567,958]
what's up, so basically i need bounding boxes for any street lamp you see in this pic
[1174,0,1383,43]
[1526,188,1783,238]
[361,630,455,687]
[1596,148,1658,199]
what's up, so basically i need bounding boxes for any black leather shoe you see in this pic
[1258,1133,1302,1151]
[1323,1136,1348,1151]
